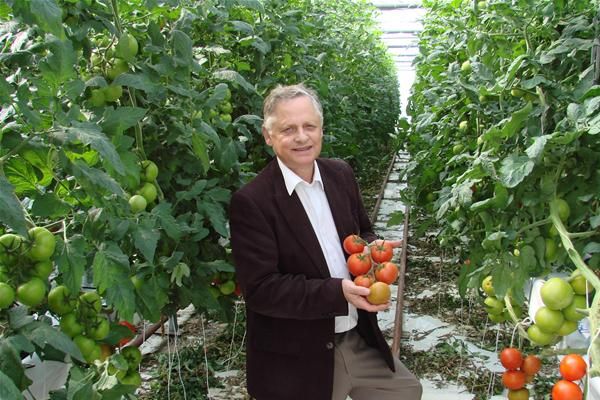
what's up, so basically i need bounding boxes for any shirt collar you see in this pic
[277,158,323,196]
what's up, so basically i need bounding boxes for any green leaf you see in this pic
[229,20,254,35]
[20,321,84,362]
[199,201,228,237]
[386,210,405,227]
[65,365,96,400]
[70,160,125,196]
[39,38,76,84]
[171,30,193,66]
[499,154,535,188]
[0,176,28,236]
[151,202,184,241]
[0,370,24,400]
[583,242,600,254]
[113,73,163,96]
[191,131,210,174]
[56,234,87,294]
[500,102,533,139]
[525,135,549,160]
[591,215,600,229]
[92,243,135,321]
[30,0,64,39]
[212,69,256,93]
[132,219,160,262]
[31,192,72,218]
[171,262,190,287]
[135,274,168,323]
[0,339,31,391]
[101,107,147,136]
[237,0,265,12]
[216,139,238,171]
[4,156,38,196]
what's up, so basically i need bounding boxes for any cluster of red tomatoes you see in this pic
[499,347,541,399]
[342,234,399,305]
[551,354,587,400]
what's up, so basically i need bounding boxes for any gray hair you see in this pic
[262,83,324,132]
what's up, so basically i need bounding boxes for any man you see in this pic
[229,83,422,400]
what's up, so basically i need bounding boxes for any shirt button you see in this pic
[326,342,334,350]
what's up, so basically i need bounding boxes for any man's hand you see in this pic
[341,279,390,312]
[371,238,402,249]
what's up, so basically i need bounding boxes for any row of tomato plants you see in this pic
[0,0,400,397]
[404,0,599,396]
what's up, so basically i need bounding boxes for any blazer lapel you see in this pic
[272,165,331,278]
[320,161,353,244]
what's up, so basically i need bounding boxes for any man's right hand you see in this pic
[341,279,390,312]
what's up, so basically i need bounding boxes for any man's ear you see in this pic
[262,127,272,145]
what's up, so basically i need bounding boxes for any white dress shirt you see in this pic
[277,158,358,333]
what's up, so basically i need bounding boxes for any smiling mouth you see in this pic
[294,146,312,152]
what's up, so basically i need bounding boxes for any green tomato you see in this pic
[60,313,84,337]
[79,291,102,316]
[551,198,570,222]
[458,121,468,131]
[0,234,24,265]
[460,60,471,73]
[87,316,110,340]
[527,324,557,346]
[562,295,587,322]
[74,335,101,363]
[48,285,77,316]
[107,59,129,80]
[115,33,139,62]
[16,277,46,307]
[220,113,232,124]
[103,84,123,102]
[570,271,592,295]
[545,238,557,262]
[120,370,142,386]
[26,227,56,261]
[89,89,106,107]
[137,182,157,204]
[540,277,574,310]
[129,195,147,213]
[219,280,236,295]
[556,320,578,336]
[488,313,505,323]
[220,101,233,114]
[121,345,142,367]
[141,160,159,182]
[0,282,15,309]
[32,260,54,280]
[484,296,504,315]
[511,88,525,98]
[481,276,495,297]
[534,306,564,334]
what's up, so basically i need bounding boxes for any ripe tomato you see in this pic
[118,320,137,347]
[369,242,393,263]
[499,347,523,370]
[559,354,587,381]
[375,262,399,284]
[354,275,374,288]
[552,379,582,400]
[343,234,366,254]
[502,370,526,390]
[521,355,541,376]
[347,253,372,276]
[367,281,390,305]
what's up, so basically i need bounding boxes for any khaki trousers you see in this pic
[332,329,423,400]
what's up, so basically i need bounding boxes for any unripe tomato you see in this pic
[484,296,504,315]
[79,291,102,315]
[0,282,15,309]
[26,226,56,261]
[48,285,77,316]
[460,60,471,73]
[16,277,46,307]
[106,59,129,80]
[562,295,587,322]
[88,316,110,340]
[540,277,573,310]
[121,345,142,367]
[556,320,578,336]
[551,198,570,222]
[534,306,564,333]
[60,313,84,337]
[120,370,142,386]
[129,195,147,213]
[569,271,591,295]
[141,160,159,182]
[32,260,54,280]
[103,84,123,102]
[481,275,495,296]
[527,324,557,346]
[115,33,138,62]
[367,282,390,305]
[137,182,158,204]
[89,89,106,107]
[0,233,24,265]
[507,388,529,400]
[219,280,236,295]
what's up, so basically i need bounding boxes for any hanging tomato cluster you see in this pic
[343,235,399,305]
[499,347,541,399]
[551,354,587,400]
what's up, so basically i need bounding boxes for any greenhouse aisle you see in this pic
[373,2,503,399]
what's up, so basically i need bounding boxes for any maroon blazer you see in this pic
[229,157,394,400]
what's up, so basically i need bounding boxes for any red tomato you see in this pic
[369,242,393,263]
[118,321,137,347]
[375,262,399,284]
[347,253,372,276]
[559,354,587,381]
[502,370,526,390]
[343,234,366,254]
[500,347,523,370]
[552,379,583,400]
[354,275,374,288]
[521,354,541,376]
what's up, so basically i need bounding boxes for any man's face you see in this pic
[263,95,323,179]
